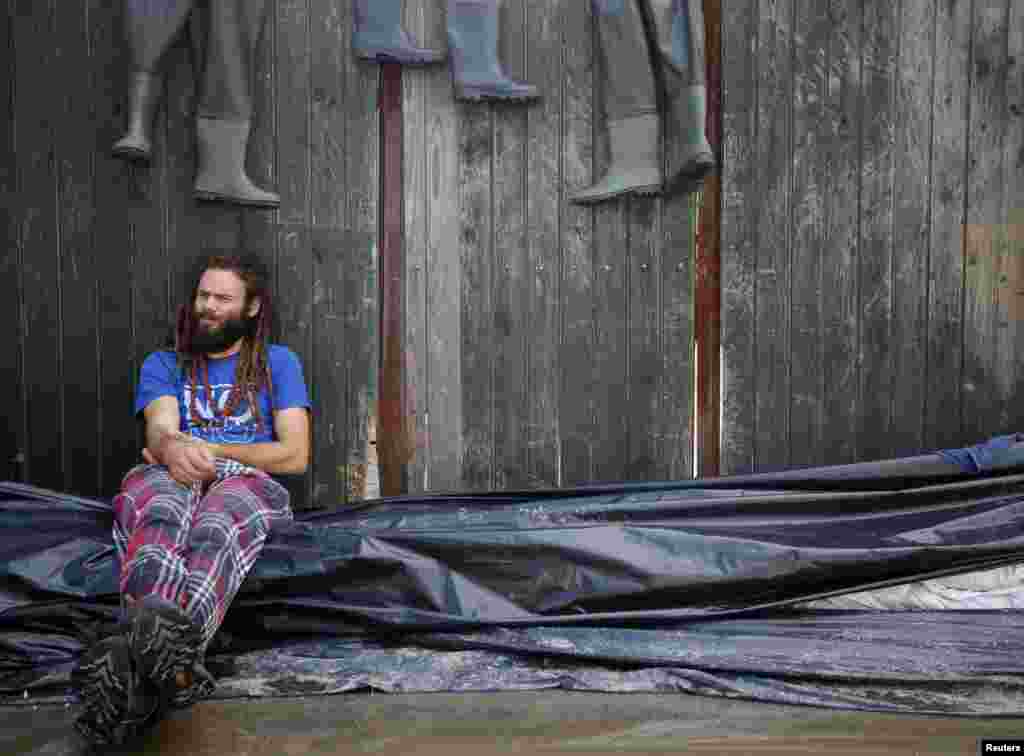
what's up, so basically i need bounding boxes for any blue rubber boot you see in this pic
[353,0,444,65]
[649,0,714,189]
[448,0,539,102]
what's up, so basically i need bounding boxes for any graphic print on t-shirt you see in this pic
[183,381,260,444]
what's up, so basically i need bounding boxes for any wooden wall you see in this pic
[401,0,698,494]
[2,0,378,509]
[1,0,698,505]
[720,0,1024,475]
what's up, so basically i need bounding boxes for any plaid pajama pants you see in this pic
[112,459,292,649]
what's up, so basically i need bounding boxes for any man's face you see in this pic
[191,269,259,354]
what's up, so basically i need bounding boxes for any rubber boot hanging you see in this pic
[571,0,662,203]
[649,0,714,189]
[193,0,278,207]
[113,0,194,159]
[447,0,539,102]
[194,117,279,208]
[353,0,445,64]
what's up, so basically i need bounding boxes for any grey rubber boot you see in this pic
[571,114,662,203]
[112,71,163,160]
[649,0,714,188]
[448,0,539,102]
[193,117,280,208]
[571,0,662,203]
[353,0,445,64]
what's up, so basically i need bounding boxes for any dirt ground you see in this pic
[4,691,1023,755]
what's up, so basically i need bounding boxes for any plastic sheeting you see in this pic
[3,448,1024,715]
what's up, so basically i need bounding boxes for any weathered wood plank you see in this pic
[56,0,101,495]
[656,193,695,482]
[924,0,971,450]
[520,0,561,490]
[274,0,313,507]
[13,0,63,487]
[720,0,770,474]
[491,0,529,491]
[628,195,662,482]
[1004,0,1024,433]
[856,0,899,461]
[888,0,934,458]
[458,86,495,493]
[90,0,142,495]
[818,0,861,465]
[559,0,596,486]
[751,0,793,472]
[340,21,378,506]
[401,0,432,494]
[423,3,463,493]
[308,0,352,507]
[962,0,1010,443]
[788,0,831,467]
[0,0,25,483]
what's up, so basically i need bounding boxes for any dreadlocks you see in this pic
[174,254,276,434]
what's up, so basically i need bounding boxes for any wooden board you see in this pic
[13,0,63,487]
[0,0,24,483]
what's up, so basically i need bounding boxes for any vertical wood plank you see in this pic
[924,0,971,450]
[559,0,596,486]
[720,0,761,475]
[628,195,662,481]
[13,0,63,487]
[308,0,350,507]
[962,0,1010,442]
[492,0,529,490]
[341,17,378,506]
[459,79,495,493]
[56,0,101,495]
[424,2,463,492]
[520,0,563,490]
[0,0,25,483]
[752,0,795,472]
[856,0,899,461]
[888,0,934,458]
[788,0,830,467]
[275,0,313,509]
[819,0,861,465]
[1004,0,1024,432]
[402,1,433,494]
[92,0,142,495]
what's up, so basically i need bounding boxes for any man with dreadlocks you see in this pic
[72,254,311,746]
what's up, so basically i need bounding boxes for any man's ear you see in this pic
[247,296,262,319]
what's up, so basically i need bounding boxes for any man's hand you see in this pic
[153,434,217,487]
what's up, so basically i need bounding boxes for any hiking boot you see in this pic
[71,634,158,746]
[129,594,203,691]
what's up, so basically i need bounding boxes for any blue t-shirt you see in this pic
[135,345,311,445]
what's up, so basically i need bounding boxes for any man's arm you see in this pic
[207,407,310,475]
[143,396,217,485]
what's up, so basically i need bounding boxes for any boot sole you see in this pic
[130,597,203,689]
[570,183,663,205]
[356,49,445,65]
[194,189,280,208]
[111,144,152,161]
[454,85,540,103]
[72,636,158,746]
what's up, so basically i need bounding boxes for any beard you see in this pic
[190,314,253,354]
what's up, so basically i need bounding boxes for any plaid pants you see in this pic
[112,460,292,649]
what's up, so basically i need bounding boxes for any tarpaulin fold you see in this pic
[3,446,1024,715]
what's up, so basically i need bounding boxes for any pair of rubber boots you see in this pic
[353,0,538,102]
[571,0,715,204]
[71,594,214,747]
[113,74,279,208]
